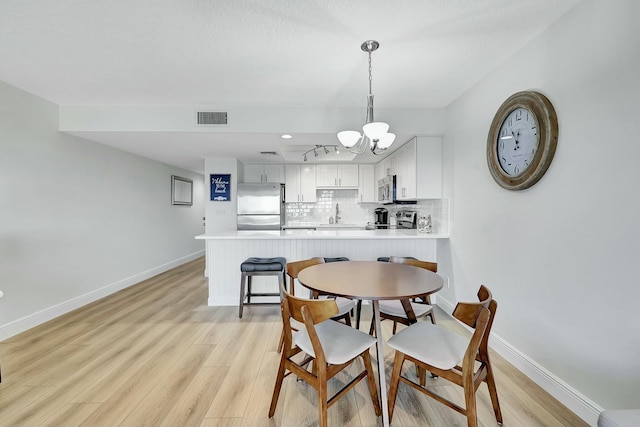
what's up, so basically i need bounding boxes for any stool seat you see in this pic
[241,257,286,272]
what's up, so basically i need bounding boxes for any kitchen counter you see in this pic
[196,229,447,240]
[196,229,448,306]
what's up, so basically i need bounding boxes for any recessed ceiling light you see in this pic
[281,134,292,139]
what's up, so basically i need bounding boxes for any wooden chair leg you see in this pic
[485,363,503,424]
[463,374,478,427]
[362,350,382,416]
[268,356,287,418]
[388,351,405,422]
[368,316,375,336]
[318,373,328,427]
[343,312,352,326]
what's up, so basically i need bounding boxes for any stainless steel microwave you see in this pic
[377,175,395,204]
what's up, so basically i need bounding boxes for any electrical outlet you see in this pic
[444,276,450,289]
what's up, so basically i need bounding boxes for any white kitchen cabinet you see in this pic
[395,140,416,200]
[358,164,376,203]
[393,136,442,200]
[415,136,442,199]
[285,164,317,202]
[243,163,285,183]
[316,164,359,187]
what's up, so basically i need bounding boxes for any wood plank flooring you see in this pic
[0,257,588,426]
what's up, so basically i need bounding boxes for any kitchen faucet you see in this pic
[335,203,341,224]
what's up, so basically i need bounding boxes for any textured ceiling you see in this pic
[0,0,583,172]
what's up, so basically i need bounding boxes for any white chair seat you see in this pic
[294,320,376,365]
[387,322,468,370]
[318,295,356,317]
[379,299,432,318]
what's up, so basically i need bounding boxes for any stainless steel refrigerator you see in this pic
[237,183,285,230]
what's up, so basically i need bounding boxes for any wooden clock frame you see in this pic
[486,90,559,191]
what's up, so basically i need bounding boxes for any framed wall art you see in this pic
[210,174,231,201]
[171,175,193,206]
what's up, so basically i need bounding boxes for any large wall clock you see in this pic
[486,90,558,191]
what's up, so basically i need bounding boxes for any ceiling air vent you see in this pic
[260,151,278,157]
[196,111,228,125]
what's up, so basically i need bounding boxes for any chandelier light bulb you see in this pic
[377,133,396,149]
[337,130,362,148]
[363,122,389,140]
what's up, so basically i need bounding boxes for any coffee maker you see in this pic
[374,207,389,229]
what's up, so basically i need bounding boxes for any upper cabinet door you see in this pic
[243,163,285,183]
[337,164,359,187]
[263,164,285,183]
[415,136,442,199]
[358,164,375,202]
[299,164,317,202]
[316,164,358,187]
[316,164,338,187]
[244,164,266,182]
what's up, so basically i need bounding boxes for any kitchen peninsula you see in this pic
[196,229,448,306]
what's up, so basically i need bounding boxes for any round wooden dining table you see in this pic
[298,260,443,427]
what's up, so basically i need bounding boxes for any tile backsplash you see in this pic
[285,189,448,234]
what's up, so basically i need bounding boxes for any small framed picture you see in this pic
[210,174,231,201]
[171,175,193,206]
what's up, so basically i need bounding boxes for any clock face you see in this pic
[497,107,539,176]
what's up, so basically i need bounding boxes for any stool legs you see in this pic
[239,272,247,318]
[239,269,285,319]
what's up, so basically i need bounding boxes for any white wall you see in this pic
[443,0,640,421]
[0,81,205,339]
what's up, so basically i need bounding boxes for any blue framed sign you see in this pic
[210,174,231,201]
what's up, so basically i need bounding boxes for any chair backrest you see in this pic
[452,285,497,365]
[452,284,492,328]
[287,257,325,280]
[286,257,325,296]
[283,290,338,325]
[389,256,437,273]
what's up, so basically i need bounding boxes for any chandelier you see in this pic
[303,145,340,162]
[337,40,395,155]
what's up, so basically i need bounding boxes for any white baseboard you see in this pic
[0,250,204,341]
[436,295,602,427]
[208,296,241,306]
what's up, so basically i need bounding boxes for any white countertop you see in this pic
[196,229,448,240]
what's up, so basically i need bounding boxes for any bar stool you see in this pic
[239,257,286,318]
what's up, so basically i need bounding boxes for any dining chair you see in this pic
[287,257,355,325]
[369,256,438,336]
[278,258,355,352]
[269,289,381,427]
[387,285,503,427]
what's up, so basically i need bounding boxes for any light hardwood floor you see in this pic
[0,257,588,427]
